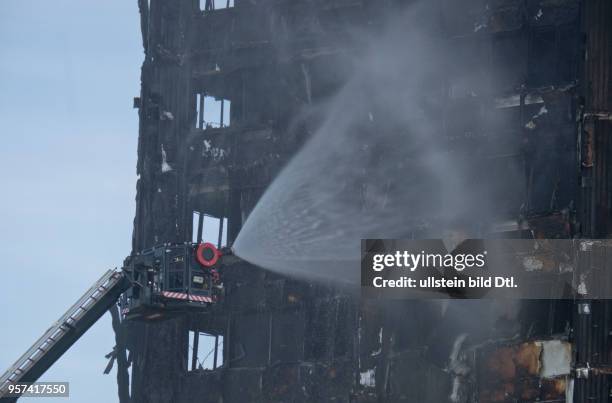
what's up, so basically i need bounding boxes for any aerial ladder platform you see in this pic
[0,270,130,402]
[0,242,227,401]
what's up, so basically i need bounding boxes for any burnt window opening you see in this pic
[196,94,231,129]
[192,211,228,247]
[188,331,224,371]
[528,28,560,87]
[200,0,234,11]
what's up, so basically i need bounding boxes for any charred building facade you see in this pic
[118,0,612,402]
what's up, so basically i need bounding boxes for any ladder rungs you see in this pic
[0,270,127,390]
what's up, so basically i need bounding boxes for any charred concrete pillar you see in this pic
[574,4,612,402]
[578,0,612,238]
[129,0,197,401]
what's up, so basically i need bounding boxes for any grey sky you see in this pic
[0,1,141,402]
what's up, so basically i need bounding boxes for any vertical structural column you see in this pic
[580,0,612,238]
[575,2,612,402]
[129,0,196,402]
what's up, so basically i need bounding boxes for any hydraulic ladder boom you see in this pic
[0,269,130,402]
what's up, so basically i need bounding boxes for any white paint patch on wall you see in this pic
[539,340,571,378]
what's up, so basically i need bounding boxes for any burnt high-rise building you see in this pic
[119,1,612,402]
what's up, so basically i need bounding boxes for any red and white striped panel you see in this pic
[188,294,214,303]
[161,291,213,303]
[161,291,189,300]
